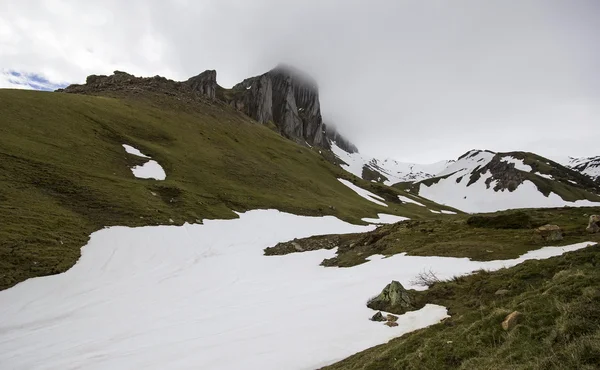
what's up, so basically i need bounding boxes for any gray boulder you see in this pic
[367,280,414,314]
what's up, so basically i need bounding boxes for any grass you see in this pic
[265,207,600,267]
[323,244,600,370]
[0,88,439,290]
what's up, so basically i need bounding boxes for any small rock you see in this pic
[534,224,563,241]
[386,314,399,322]
[501,311,521,331]
[385,321,399,327]
[586,215,600,234]
[292,242,304,252]
[169,218,174,223]
[495,289,510,296]
[370,311,386,322]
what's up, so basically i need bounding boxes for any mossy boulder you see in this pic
[367,280,414,314]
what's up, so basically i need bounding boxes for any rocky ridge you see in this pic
[58,66,358,151]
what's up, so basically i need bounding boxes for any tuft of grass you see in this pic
[322,244,600,370]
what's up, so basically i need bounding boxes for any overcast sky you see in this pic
[1,0,599,163]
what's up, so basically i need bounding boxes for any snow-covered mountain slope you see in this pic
[331,142,451,185]
[410,150,600,213]
[553,156,600,181]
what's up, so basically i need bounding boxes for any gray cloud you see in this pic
[1,0,599,162]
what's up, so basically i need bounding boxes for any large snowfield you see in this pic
[0,210,594,370]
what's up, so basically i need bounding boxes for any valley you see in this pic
[1,66,599,370]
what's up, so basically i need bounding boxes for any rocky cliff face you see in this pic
[185,70,217,100]
[228,65,331,148]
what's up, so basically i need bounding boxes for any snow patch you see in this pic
[440,210,457,215]
[536,173,553,180]
[122,144,150,158]
[0,210,593,370]
[131,160,166,180]
[123,143,166,180]
[398,195,425,207]
[338,178,387,207]
[499,156,532,172]
[362,214,410,224]
[429,209,441,214]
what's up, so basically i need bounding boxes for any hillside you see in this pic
[0,86,433,290]
[397,150,600,213]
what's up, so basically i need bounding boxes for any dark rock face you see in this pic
[367,280,414,314]
[185,70,217,100]
[229,65,330,148]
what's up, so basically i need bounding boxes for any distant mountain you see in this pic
[330,142,451,185]
[404,150,600,213]
[553,156,600,182]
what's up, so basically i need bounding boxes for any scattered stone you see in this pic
[495,289,510,296]
[367,280,414,314]
[370,311,386,322]
[386,314,399,322]
[501,311,522,330]
[534,224,563,241]
[292,242,304,252]
[385,321,399,327]
[586,215,600,233]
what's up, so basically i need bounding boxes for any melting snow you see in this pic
[131,160,166,180]
[398,195,425,207]
[122,144,150,158]
[429,209,441,214]
[536,173,553,180]
[338,178,387,207]
[123,144,166,180]
[362,213,409,224]
[499,156,532,172]
[0,210,593,369]
[440,210,457,215]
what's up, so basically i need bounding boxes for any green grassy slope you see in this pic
[0,89,437,290]
[323,244,600,370]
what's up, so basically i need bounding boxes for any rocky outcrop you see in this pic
[228,65,331,148]
[58,66,357,151]
[57,70,218,101]
[185,70,217,100]
[367,280,414,314]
